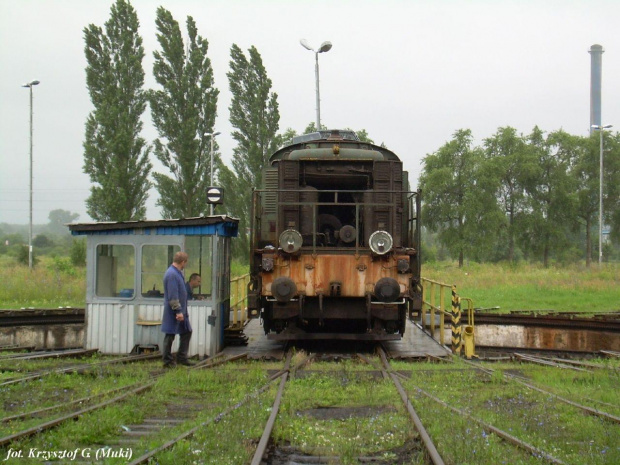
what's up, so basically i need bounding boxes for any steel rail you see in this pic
[0,352,161,387]
[369,357,567,464]
[514,353,591,372]
[462,359,620,424]
[250,352,294,465]
[406,382,566,464]
[0,348,98,361]
[194,352,248,369]
[0,383,154,447]
[1,381,145,424]
[127,353,293,465]
[376,347,445,465]
[0,353,249,451]
[544,356,617,370]
[0,345,36,354]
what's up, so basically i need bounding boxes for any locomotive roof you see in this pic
[270,129,401,163]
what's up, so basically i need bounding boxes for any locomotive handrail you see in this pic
[420,278,475,355]
[253,188,419,257]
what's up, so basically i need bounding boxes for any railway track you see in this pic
[462,357,620,425]
[1,343,617,463]
[0,352,250,455]
[0,308,84,326]
[0,351,161,387]
[248,347,443,465]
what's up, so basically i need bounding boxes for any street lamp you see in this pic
[591,123,613,265]
[205,131,220,215]
[300,39,332,130]
[22,79,40,270]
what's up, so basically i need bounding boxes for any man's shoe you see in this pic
[177,360,195,366]
[163,363,177,369]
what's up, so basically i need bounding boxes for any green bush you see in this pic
[47,256,77,277]
[16,245,39,267]
[70,238,86,267]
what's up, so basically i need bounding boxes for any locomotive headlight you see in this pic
[369,230,393,255]
[279,229,303,254]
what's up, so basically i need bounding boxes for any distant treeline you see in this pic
[418,127,620,267]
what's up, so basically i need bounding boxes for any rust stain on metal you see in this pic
[262,254,410,297]
[475,325,620,352]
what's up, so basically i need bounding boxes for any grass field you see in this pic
[0,255,85,309]
[423,262,620,314]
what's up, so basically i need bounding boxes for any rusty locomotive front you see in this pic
[247,129,422,340]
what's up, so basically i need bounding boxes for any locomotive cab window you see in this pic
[141,244,181,298]
[95,244,135,298]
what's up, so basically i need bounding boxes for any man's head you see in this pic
[188,273,201,289]
[173,251,189,270]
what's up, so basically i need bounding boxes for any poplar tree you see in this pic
[83,0,151,221]
[220,44,280,258]
[149,8,219,218]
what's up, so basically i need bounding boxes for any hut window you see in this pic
[141,245,181,298]
[95,244,135,298]
[185,236,212,296]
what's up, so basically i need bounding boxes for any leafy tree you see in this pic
[47,209,79,236]
[605,132,620,243]
[354,129,374,144]
[83,0,152,221]
[483,127,535,262]
[220,44,280,259]
[520,127,575,267]
[32,234,53,248]
[549,131,598,265]
[148,8,219,218]
[418,129,492,267]
[302,122,325,133]
[275,128,299,148]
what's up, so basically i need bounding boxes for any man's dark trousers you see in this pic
[163,332,192,365]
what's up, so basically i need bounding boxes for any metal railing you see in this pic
[420,278,474,355]
[229,273,250,330]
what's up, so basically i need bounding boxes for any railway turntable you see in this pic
[221,317,450,360]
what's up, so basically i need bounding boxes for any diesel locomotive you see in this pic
[247,129,422,340]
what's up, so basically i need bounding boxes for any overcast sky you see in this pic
[1,0,618,225]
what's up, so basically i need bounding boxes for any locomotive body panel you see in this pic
[261,253,410,298]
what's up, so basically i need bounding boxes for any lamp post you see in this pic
[300,39,332,130]
[22,79,40,270]
[205,131,220,215]
[591,124,613,265]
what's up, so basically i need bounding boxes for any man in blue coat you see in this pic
[161,251,193,367]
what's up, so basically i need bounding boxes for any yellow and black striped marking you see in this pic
[451,285,462,354]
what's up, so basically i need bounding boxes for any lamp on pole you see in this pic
[22,79,40,270]
[591,123,613,265]
[300,39,332,130]
[205,131,220,215]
